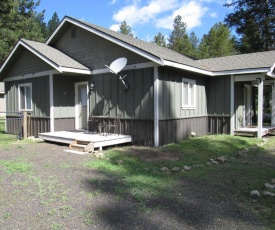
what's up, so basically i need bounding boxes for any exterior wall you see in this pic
[158,67,207,120]
[6,49,52,78]
[0,83,5,116]
[234,81,246,128]
[89,68,154,119]
[5,76,50,117]
[54,118,75,132]
[54,24,149,70]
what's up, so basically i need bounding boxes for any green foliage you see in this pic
[47,12,60,38]
[224,0,275,53]
[119,20,133,37]
[0,159,32,174]
[152,32,166,47]
[197,22,235,59]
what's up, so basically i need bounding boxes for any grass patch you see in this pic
[85,135,275,228]
[0,159,32,174]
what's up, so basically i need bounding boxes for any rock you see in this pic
[271,178,275,184]
[264,183,275,190]
[183,165,191,171]
[250,190,261,198]
[191,132,196,137]
[206,162,212,166]
[172,167,181,172]
[160,167,170,173]
[263,191,275,197]
[216,156,226,164]
[210,159,219,165]
[116,160,124,165]
[94,152,105,159]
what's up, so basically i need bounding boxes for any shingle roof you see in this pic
[69,17,275,72]
[197,50,275,72]
[21,39,89,71]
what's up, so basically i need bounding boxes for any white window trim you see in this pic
[181,78,196,109]
[18,83,33,111]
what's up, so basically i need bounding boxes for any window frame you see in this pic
[18,83,33,111]
[181,78,196,109]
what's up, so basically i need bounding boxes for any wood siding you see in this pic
[6,49,52,78]
[208,115,230,134]
[159,117,208,145]
[54,24,149,70]
[5,76,50,117]
[90,68,154,119]
[158,67,207,119]
[235,82,246,128]
[54,118,75,131]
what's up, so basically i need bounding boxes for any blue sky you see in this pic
[37,0,233,41]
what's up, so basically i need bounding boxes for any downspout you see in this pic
[230,75,234,135]
[154,66,159,147]
[49,74,54,132]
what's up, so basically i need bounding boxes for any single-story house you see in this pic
[0,16,274,146]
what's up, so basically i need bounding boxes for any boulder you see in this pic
[216,156,226,164]
[264,183,275,190]
[263,191,275,197]
[183,165,191,171]
[172,167,181,172]
[160,167,170,173]
[271,178,275,184]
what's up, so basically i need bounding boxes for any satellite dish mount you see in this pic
[105,57,136,91]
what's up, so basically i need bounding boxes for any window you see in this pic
[182,78,196,108]
[18,83,32,111]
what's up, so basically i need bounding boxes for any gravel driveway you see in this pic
[0,141,269,229]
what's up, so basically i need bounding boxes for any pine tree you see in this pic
[0,0,45,64]
[168,15,193,56]
[119,21,133,37]
[152,32,166,47]
[47,12,60,38]
[224,0,275,53]
[197,22,235,59]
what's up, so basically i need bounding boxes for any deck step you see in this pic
[69,140,94,152]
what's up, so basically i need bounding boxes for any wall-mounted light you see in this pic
[90,82,95,90]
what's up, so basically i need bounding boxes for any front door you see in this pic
[75,82,88,130]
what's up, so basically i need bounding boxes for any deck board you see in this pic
[39,131,132,150]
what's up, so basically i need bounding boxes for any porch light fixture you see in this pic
[90,82,95,89]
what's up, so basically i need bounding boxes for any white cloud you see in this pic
[110,0,118,4]
[112,0,178,26]
[155,1,208,30]
[209,12,218,18]
[110,24,120,31]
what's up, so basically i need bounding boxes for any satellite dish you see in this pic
[105,57,127,75]
[105,57,136,91]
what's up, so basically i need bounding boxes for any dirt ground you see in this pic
[0,141,272,230]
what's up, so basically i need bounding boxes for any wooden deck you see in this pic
[39,131,132,151]
[234,127,275,137]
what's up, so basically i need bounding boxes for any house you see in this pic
[0,16,274,146]
[0,82,5,116]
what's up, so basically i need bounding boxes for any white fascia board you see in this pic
[0,41,21,74]
[47,17,164,66]
[3,70,59,82]
[91,62,156,75]
[163,60,213,76]
[59,67,92,75]
[212,68,270,76]
[267,62,275,77]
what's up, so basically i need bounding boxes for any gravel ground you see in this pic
[0,141,269,230]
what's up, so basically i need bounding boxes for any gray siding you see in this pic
[159,67,207,119]
[5,76,50,116]
[54,118,75,131]
[54,24,149,70]
[207,76,231,115]
[90,68,154,119]
[235,82,246,128]
[6,49,52,78]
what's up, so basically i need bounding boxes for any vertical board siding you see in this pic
[208,116,230,134]
[159,117,208,145]
[90,68,154,119]
[5,76,50,117]
[158,67,207,120]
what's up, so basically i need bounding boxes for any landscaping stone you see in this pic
[271,178,275,184]
[263,191,275,197]
[160,167,170,173]
[264,183,275,190]
[94,152,105,159]
[250,190,261,198]
[172,167,181,172]
[216,156,226,164]
[183,165,191,171]
[206,162,212,166]
[210,159,219,165]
